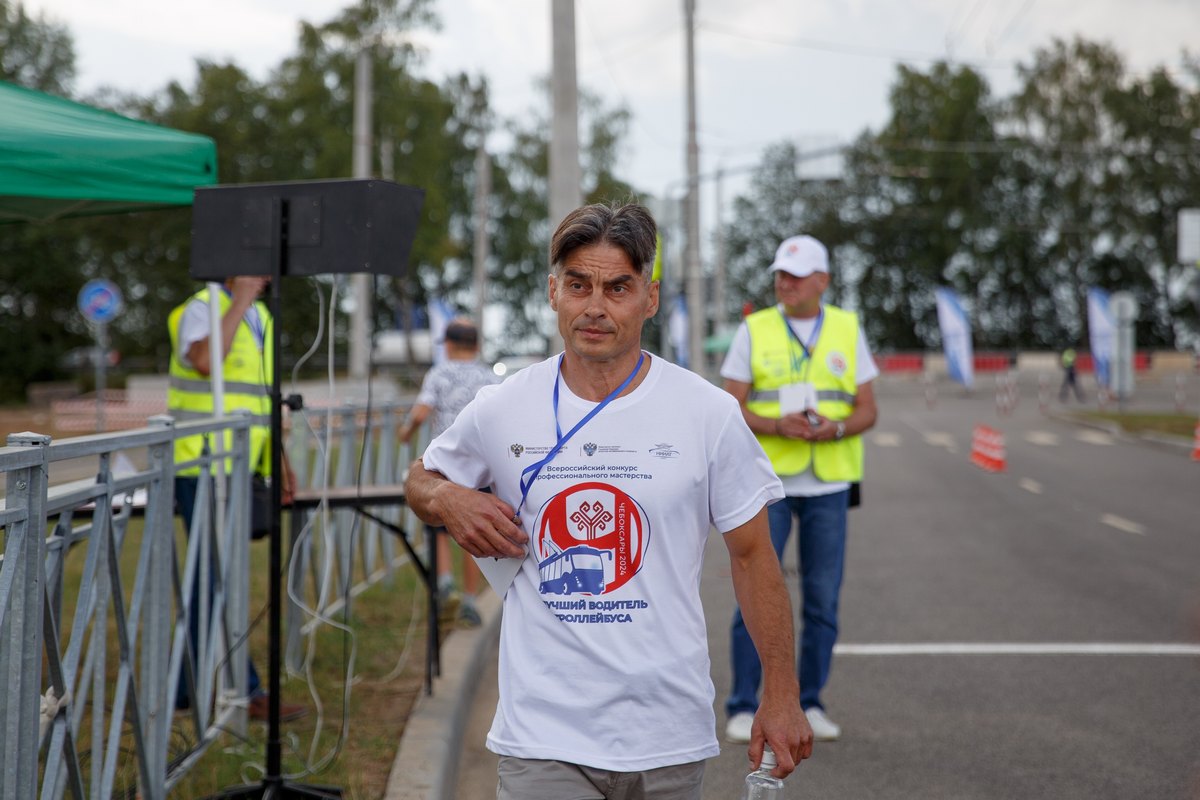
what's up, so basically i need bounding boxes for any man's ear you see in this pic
[548,272,558,311]
[646,279,660,319]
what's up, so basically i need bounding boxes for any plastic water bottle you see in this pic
[741,745,785,799]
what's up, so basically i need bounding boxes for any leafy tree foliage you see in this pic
[0,0,73,93]
[723,38,1200,353]
[0,0,640,400]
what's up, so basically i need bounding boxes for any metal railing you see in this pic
[283,400,426,671]
[0,399,425,799]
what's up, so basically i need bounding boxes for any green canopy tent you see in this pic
[0,80,217,223]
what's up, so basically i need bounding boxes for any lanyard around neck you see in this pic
[780,306,823,380]
[516,350,646,516]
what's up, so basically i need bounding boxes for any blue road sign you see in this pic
[77,279,123,324]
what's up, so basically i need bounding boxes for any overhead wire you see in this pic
[987,0,1038,54]
[696,18,1015,71]
[576,0,681,153]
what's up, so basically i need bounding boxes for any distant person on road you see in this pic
[1059,347,1086,402]
[405,202,811,799]
[167,275,306,722]
[398,316,499,627]
[720,234,878,744]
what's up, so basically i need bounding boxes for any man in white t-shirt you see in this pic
[399,316,500,627]
[720,235,878,745]
[405,203,812,799]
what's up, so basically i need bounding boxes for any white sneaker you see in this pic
[805,707,841,741]
[724,712,754,744]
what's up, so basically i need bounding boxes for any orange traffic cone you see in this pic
[1191,421,1200,462]
[970,424,1007,473]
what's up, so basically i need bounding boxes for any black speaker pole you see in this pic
[208,198,341,799]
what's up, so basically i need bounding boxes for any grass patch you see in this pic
[1076,411,1197,438]
[41,508,454,799]
[172,562,430,799]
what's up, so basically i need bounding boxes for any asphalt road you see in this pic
[458,376,1200,799]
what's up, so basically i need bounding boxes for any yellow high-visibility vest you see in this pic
[744,305,863,480]
[167,289,273,477]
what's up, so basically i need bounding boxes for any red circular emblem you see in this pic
[534,481,649,594]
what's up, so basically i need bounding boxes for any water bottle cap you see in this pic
[761,745,777,770]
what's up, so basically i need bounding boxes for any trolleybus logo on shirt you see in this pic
[534,481,649,596]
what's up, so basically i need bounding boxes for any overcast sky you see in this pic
[21,0,1200,229]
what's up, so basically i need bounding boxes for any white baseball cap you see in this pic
[769,235,829,278]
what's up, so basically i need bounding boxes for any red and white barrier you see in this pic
[970,424,1007,473]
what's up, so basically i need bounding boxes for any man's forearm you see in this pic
[404,457,451,526]
[729,537,799,697]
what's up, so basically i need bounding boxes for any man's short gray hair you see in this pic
[549,202,658,279]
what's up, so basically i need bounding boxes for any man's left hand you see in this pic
[794,413,838,442]
[749,694,813,779]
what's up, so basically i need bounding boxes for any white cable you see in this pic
[275,278,360,779]
[364,579,424,684]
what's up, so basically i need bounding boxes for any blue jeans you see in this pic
[175,476,262,709]
[726,489,848,715]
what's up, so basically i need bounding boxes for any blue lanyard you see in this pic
[516,351,646,516]
[781,306,823,380]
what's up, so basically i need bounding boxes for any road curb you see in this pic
[1047,410,1193,454]
[383,589,502,800]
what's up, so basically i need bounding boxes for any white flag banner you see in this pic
[668,293,689,369]
[935,287,974,389]
[427,297,455,365]
[1087,288,1113,388]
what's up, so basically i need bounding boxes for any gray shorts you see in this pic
[496,756,705,800]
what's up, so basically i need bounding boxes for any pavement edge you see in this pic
[383,589,501,800]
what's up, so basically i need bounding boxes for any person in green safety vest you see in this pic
[1059,347,1085,402]
[167,275,306,722]
[720,234,879,745]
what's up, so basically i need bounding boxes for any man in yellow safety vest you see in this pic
[167,275,304,722]
[720,235,878,744]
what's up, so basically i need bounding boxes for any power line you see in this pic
[697,19,1015,71]
[987,0,1038,54]
[575,0,679,152]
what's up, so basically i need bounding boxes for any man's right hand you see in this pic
[432,483,528,559]
[229,275,270,306]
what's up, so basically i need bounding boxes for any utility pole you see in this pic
[549,0,581,354]
[714,165,727,338]
[683,0,704,376]
[349,47,373,379]
[472,138,491,329]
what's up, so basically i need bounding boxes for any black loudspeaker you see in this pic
[189,178,425,280]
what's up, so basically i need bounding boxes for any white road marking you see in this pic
[1018,478,1042,494]
[1099,513,1146,536]
[924,432,957,451]
[834,643,1200,656]
[873,432,901,447]
[1024,431,1059,446]
[1076,429,1116,445]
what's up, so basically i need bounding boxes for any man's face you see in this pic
[549,242,659,365]
[774,270,828,312]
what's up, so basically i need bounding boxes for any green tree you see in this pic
[0,1,85,401]
[0,0,74,93]
[722,40,1200,353]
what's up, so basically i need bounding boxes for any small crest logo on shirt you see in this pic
[649,443,679,459]
[827,351,848,377]
[509,443,525,458]
[582,442,598,457]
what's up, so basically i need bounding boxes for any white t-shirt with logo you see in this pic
[421,353,784,772]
